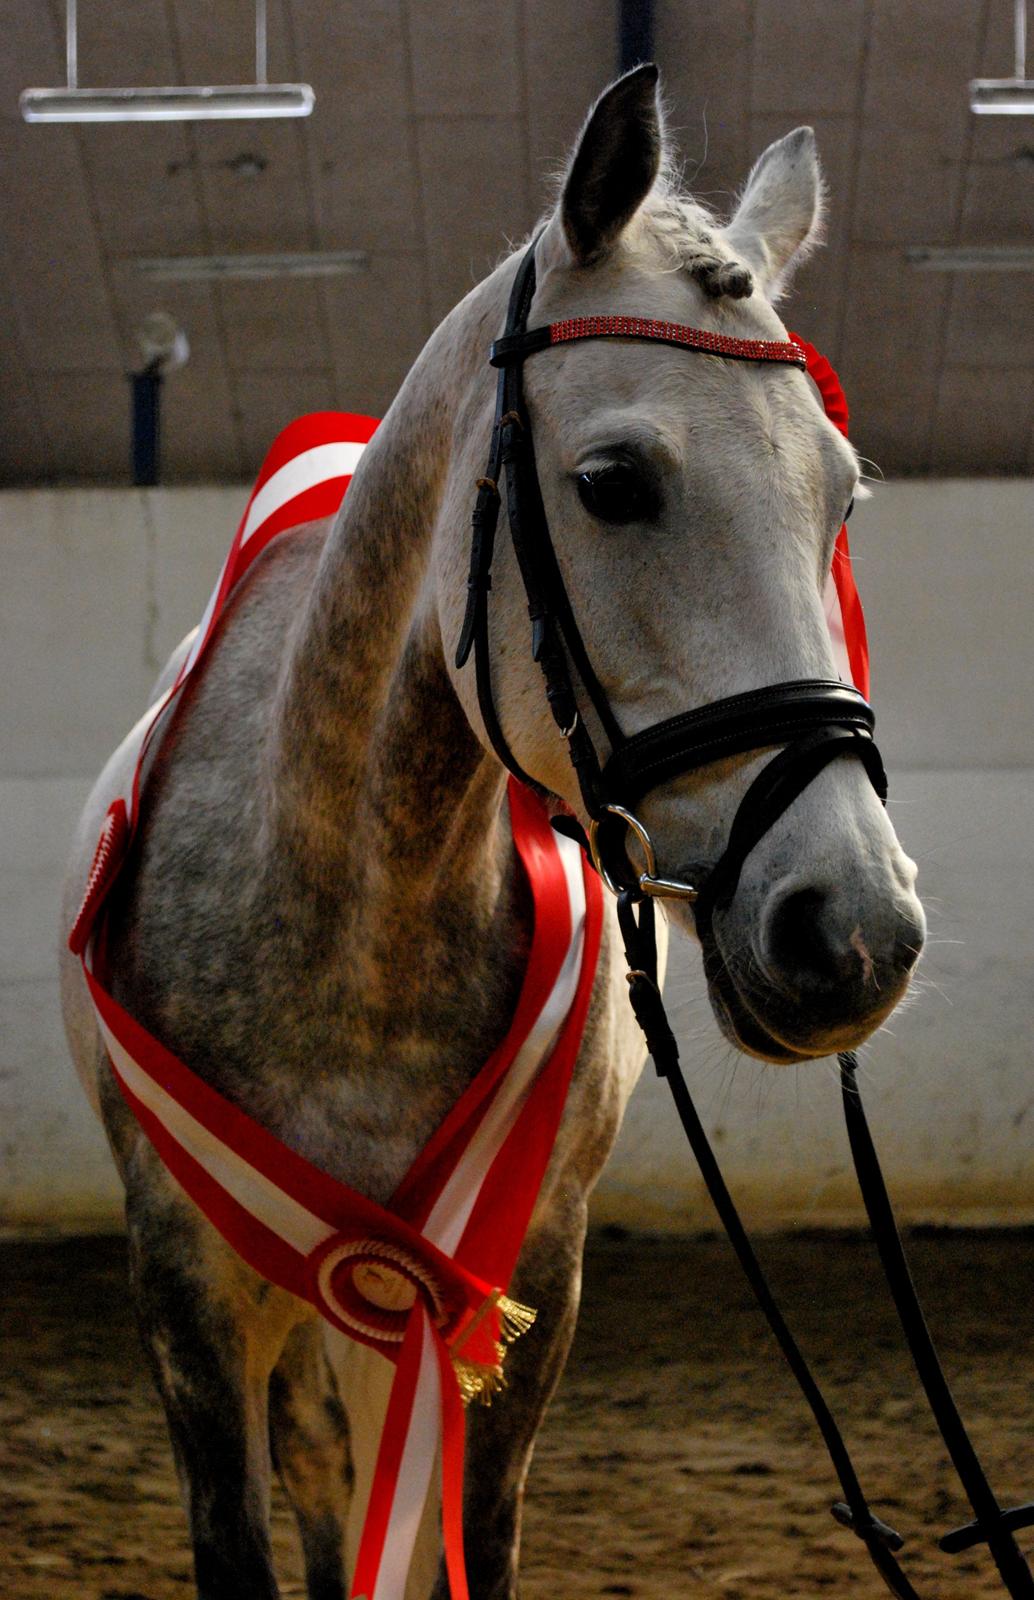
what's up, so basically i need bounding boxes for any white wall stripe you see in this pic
[241,442,366,547]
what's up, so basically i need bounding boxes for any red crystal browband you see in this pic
[489,315,807,369]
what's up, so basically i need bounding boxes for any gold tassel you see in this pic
[497,1294,537,1344]
[450,1293,539,1407]
[452,1357,507,1406]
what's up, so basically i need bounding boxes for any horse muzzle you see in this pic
[706,862,926,1062]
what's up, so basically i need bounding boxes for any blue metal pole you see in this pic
[131,364,162,486]
[618,0,654,72]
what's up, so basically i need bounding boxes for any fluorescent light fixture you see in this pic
[971,0,1034,112]
[970,78,1034,113]
[132,252,369,282]
[906,245,1034,271]
[21,0,313,124]
[20,84,314,122]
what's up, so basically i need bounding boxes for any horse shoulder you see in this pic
[58,521,333,1117]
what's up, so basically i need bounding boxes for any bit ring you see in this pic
[587,804,698,901]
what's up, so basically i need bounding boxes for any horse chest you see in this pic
[109,838,547,1200]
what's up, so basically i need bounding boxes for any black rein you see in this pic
[457,236,1034,1598]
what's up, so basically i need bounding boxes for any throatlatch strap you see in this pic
[456,252,542,791]
[497,273,625,760]
[455,251,532,678]
[463,235,623,811]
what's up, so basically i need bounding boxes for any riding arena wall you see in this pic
[2,479,1032,1233]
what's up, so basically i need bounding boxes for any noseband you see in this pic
[457,238,1034,1600]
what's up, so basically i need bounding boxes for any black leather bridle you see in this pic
[456,237,1034,1598]
[456,239,887,935]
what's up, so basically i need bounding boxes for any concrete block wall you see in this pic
[2,481,1032,1232]
[1,488,244,1230]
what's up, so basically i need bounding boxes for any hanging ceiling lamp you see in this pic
[971,0,1034,113]
[20,0,314,123]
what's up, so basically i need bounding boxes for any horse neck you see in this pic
[263,273,516,931]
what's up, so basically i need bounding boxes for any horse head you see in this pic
[439,66,924,1064]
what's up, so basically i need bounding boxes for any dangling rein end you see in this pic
[451,1293,538,1406]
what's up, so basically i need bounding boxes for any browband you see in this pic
[491,316,808,370]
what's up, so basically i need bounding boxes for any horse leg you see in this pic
[269,1321,354,1600]
[432,1195,590,1600]
[126,1180,302,1600]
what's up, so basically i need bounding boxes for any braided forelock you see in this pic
[638,188,755,300]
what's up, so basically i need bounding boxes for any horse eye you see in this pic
[844,496,855,523]
[576,464,654,525]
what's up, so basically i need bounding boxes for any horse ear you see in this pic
[559,63,663,265]
[724,127,824,299]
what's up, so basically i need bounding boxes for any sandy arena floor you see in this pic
[2,1230,1032,1599]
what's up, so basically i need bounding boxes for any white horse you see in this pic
[60,65,923,1600]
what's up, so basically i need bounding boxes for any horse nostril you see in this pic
[763,882,925,1002]
[765,886,847,991]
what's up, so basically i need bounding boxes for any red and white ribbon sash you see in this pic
[69,410,604,1600]
[84,778,602,1600]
